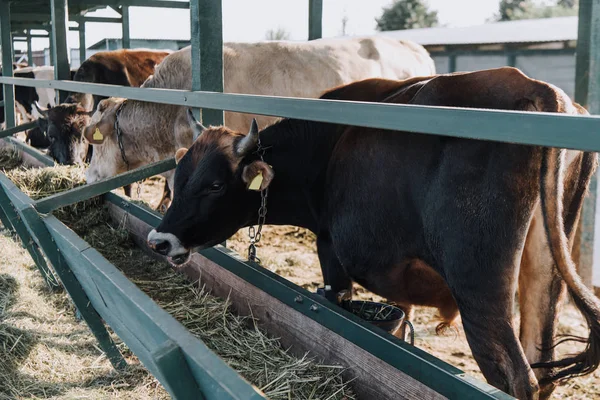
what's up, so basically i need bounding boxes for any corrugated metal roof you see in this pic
[379,16,578,46]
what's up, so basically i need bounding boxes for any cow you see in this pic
[81,36,436,211]
[145,67,600,400]
[34,49,171,165]
[0,66,61,127]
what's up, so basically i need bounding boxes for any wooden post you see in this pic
[50,0,71,102]
[121,6,131,49]
[0,0,16,128]
[308,0,323,40]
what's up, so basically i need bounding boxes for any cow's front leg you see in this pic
[317,232,352,303]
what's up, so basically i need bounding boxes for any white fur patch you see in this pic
[147,229,188,257]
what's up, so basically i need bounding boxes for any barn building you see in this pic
[381,16,578,98]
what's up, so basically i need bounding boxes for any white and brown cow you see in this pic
[81,36,436,209]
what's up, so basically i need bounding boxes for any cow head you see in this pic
[147,110,274,264]
[82,97,132,184]
[35,102,94,165]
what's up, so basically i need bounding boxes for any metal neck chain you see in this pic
[114,100,144,199]
[115,100,129,171]
[247,134,269,264]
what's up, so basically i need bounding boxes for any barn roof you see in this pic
[379,16,578,46]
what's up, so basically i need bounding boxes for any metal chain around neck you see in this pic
[114,100,144,199]
[247,133,269,264]
[114,100,129,171]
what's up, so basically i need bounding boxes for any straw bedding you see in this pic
[0,148,356,399]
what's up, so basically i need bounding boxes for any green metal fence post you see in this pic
[26,30,33,66]
[121,6,131,49]
[48,30,54,66]
[308,0,323,40]
[79,22,86,65]
[576,0,600,289]
[190,0,224,126]
[0,183,60,288]
[50,0,71,103]
[0,0,16,129]
[449,54,457,73]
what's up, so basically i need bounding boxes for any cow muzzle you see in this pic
[147,229,190,265]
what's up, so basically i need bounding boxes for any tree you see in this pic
[265,27,290,41]
[557,0,576,8]
[375,0,438,31]
[494,0,578,21]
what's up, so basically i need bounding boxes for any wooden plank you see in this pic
[110,202,454,400]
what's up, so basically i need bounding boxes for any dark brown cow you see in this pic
[147,67,600,399]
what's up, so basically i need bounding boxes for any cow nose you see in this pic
[148,239,171,255]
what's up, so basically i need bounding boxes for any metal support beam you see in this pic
[121,6,131,49]
[79,22,86,65]
[0,0,16,129]
[449,54,457,73]
[190,0,224,126]
[79,0,189,8]
[73,16,122,23]
[26,30,33,66]
[308,0,323,40]
[51,0,70,102]
[576,0,600,289]
[48,29,54,66]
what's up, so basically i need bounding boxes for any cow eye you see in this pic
[209,182,224,192]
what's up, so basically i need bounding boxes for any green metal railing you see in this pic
[2,75,600,152]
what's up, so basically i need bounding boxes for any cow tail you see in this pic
[535,146,600,384]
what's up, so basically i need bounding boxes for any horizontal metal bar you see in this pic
[34,158,175,214]
[72,16,122,23]
[0,101,4,107]
[76,0,190,8]
[430,48,576,57]
[3,136,55,166]
[105,194,512,399]
[1,76,600,153]
[0,121,37,138]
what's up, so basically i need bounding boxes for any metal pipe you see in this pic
[190,0,223,126]
[308,0,323,40]
[0,0,16,128]
[50,0,70,102]
[79,22,86,66]
[122,6,131,49]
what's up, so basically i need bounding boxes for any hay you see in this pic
[6,165,101,218]
[61,205,356,400]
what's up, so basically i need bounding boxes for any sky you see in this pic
[16,0,508,52]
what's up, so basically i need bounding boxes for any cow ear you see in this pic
[83,123,107,144]
[242,161,274,191]
[175,147,188,164]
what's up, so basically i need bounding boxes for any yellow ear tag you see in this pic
[248,171,263,191]
[92,127,103,141]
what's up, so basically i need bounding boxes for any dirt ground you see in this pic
[134,176,600,399]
